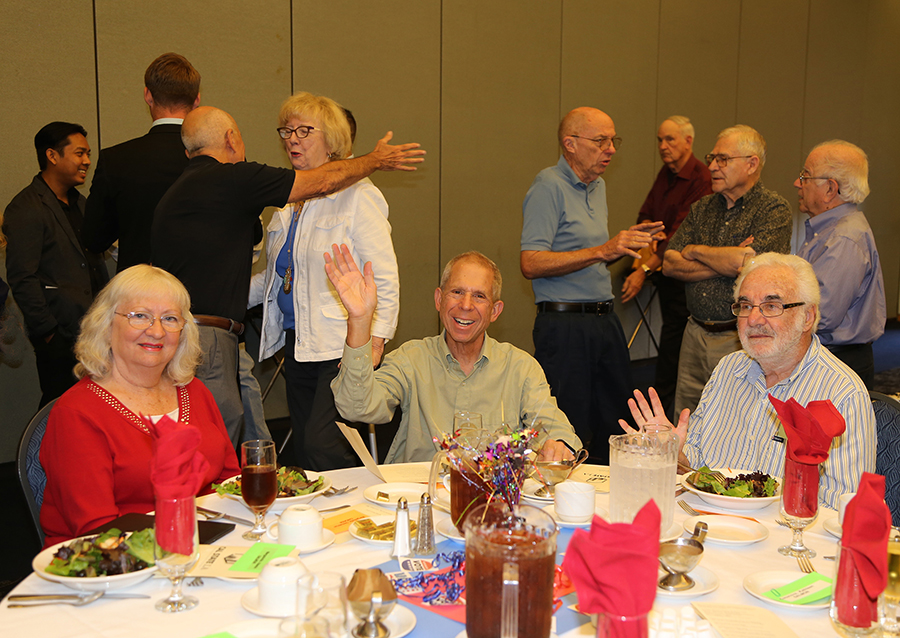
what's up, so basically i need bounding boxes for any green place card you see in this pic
[196,633,237,638]
[228,542,294,573]
[764,572,833,605]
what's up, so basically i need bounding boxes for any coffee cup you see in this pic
[258,556,308,616]
[554,481,595,522]
[267,504,324,549]
[839,492,856,526]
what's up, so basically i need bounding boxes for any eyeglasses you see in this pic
[731,301,806,318]
[571,135,623,151]
[116,311,186,332]
[705,154,754,167]
[276,125,318,140]
[798,171,834,185]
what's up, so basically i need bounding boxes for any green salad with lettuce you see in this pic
[213,466,324,498]
[689,467,778,498]
[46,528,155,577]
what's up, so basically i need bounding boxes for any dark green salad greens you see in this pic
[688,467,778,498]
[46,528,155,577]
[213,466,324,498]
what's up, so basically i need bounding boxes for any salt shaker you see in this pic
[391,497,411,559]
[414,493,435,556]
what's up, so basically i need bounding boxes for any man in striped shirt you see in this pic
[623,253,875,509]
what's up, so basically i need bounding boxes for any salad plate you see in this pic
[681,468,780,511]
[349,516,412,546]
[683,514,768,545]
[521,478,555,503]
[436,517,465,542]
[33,534,159,592]
[823,516,842,539]
[219,470,331,512]
[743,570,831,610]
[656,565,719,598]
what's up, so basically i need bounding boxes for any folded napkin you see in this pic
[768,396,845,464]
[148,415,208,554]
[563,501,660,637]
[834,472,892,628]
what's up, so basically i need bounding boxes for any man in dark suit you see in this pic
[3,122,110,406]
[82,52,200,271]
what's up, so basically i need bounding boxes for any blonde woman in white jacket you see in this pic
[248,92,399,470]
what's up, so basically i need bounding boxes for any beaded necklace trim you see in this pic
[87,380,190,435]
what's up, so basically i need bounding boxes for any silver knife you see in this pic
[196,506,254,526]
[9,593,150,601]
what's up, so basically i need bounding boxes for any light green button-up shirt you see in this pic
[331,332,581,463]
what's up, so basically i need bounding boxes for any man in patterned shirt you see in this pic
[623,253,875,509]
[664,125,791,415]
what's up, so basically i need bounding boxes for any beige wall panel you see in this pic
[95,0,291,167]
[291,1,441,348]
[860,1,900,316]
[736,1,809,210]
[657,1,742,162]
[561,0,662,359]
[0,1,97,461]
[441,1,562,350]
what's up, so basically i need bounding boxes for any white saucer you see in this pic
[541,503,608,528]
[684,514,769,545]
[656,564,719,598]
[521,478,554,503]
[241,586,293,618]
[742,570,831,610]
[364,483,427,508]
[294,529,336,554]
[381,603,417,638]
[660,520,682,542]
[823,516,842,539]
[436,517,465,542]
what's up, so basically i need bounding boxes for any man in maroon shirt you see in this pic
[620,116,712,418]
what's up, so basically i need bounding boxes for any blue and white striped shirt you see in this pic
[684,336,875,509]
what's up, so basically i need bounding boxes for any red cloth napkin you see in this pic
[147,415,208,555]
[768,396,846,463]
[835,472,892,628]
[563,501,660,636]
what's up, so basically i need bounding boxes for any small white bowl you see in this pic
[681,468,781,511]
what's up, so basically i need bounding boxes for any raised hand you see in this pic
[618,387,690,449]
[370,131,426,171]
[324,244,377,321]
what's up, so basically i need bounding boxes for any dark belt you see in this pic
[194,314,244,336]
[538,301,614,315]
[691,316,737,333]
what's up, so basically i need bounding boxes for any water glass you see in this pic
[608,427,677,535]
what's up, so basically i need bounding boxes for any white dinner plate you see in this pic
[221,471,332,512]
[656,564,719,598]
[363,483,428,508]
[436,517,465,542]
[742,570,831,610]
[683,514,769,545]
[681,469,780,511]
[823,516,842,539]
[521,478,555,503]
[541,501,608,528]
[33,535,159,592]
[349,515,398,546]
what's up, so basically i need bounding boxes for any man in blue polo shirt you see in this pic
[520,106,661,463]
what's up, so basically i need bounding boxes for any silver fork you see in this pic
[680,464,727,484]
[775,519,790,528]
[188,577,204,587]
[678,500,703,518]
[797,554,816,573]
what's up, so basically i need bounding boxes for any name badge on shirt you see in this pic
[771,435,785,444]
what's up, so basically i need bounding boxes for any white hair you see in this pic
[734,253,820,332]
[665,115,694,140]
[811,140,870,204]
[718,124,766,169]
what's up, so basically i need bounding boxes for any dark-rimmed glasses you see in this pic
[277,125,318,140]
[115,311,186,332]
[571,135,622,151]
[731,301,805,318]
[705,154,753,167]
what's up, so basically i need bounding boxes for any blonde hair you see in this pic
[74,265,200,385]
[278,91,352,160]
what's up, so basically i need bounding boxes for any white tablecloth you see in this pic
[1,464,842,637]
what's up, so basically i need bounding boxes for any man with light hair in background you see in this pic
[520,107,663,464]
[624,252,875,510]
[664,124,792,415]
[621,115,712,418]
[793,140,884,388]
[152,105,424,445]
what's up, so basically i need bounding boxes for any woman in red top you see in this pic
[40,265,240,547]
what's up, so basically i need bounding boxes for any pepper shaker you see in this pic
[391,497,411,559]
[415,493,436,556]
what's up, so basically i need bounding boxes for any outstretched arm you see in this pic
[289,132,425,203]
[323,243,377,348]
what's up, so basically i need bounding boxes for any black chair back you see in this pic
[872,391,900,527]
[16,399,56,545]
